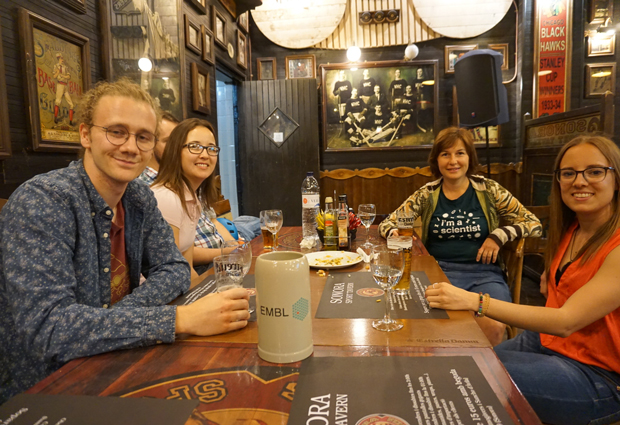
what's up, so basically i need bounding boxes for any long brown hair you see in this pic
[428,126,479,178]
[545,135,620,271]
[153,118,219,217]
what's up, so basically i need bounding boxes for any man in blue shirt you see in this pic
[0,79,250,403]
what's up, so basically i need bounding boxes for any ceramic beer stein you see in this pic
[255,251,313,363]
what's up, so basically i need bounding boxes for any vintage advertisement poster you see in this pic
[33,27,84,144]
[534,0,572,118]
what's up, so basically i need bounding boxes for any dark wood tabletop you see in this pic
[26,226,541,425]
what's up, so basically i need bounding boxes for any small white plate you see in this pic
[305,251,363,269]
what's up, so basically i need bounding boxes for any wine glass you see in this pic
[370,245,404,332]
[221,240,254,313]
[358,204,376,247]
[261,210,283,250]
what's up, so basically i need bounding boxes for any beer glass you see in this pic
[221,240,254,313]
[214,254,244,292]
[394,210,414,295]
[260,210,280,249]
[260,210,283,250]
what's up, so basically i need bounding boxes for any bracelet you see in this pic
[475,292,484,317]
[481,293,491,316]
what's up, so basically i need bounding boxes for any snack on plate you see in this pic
[317,270,327,277]
[311,253,358,267]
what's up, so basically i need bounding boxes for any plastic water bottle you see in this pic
[301,171,320,240]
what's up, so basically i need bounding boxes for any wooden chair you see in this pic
[523,205,550,265]
[501,238,525,339]
[0,198,8,213]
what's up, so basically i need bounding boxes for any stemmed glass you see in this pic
[261,210,283,250]
[358,204,376,247]
[221,240,254,313]
[370,245,405,332]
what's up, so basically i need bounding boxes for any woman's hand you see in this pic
[425,282,479,311]
[476,238,500,264]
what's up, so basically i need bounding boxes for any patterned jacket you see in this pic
[379,175,542,247]
[0,161,190,402]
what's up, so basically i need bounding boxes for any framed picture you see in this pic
[218,0,237,18]
[202,25,215,65]
[488,43,509,70]
[236,30,247,69]
[0,13,11,158]
[444,45,478,74]
[18,8,90,152]
[238,11,249,33]
[320,60,439,152]
[585,63,616,97]
[212,5,227,49]
[257,57,276,80]
[191,62,211,115]
[153,74,180,117]
[52,0,86,14]
[285,54,316,79]
[186,0,207,15]
[587,34,615,57]
[589,0,613,24]
[184,15,201,55]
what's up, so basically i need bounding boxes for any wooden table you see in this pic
[27,226,541,424]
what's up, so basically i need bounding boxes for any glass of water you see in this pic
[370,245,404,332]
[358,204,376,247]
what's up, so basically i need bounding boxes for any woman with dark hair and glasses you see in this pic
[379,126,541,346]
[151,118,221,283]
[426,135,620,424]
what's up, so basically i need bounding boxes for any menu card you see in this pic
[315,271,448,319]
[288,356,516,425]
[171,275,256,321]
[0,393,198,425]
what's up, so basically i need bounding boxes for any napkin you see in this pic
[356,247,370,263]
[300,237,317,249]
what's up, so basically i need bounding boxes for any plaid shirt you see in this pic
[137,167,223,249]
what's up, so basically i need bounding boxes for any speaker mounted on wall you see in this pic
[359,9,400,25]
[454,49,509,127]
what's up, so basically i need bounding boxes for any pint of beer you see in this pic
[394,210,415,295]
[397,209,415,237]
[261,229,279,249]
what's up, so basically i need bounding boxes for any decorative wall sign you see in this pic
[585,63,616,97]
[358,9,400,25]
[444,45,478,73]
[212,5,227,49]
[589,0,613,24]
[191,62,211,115]
[488,43,509,70]
[285,55,316,79]
[186,0,207,15]
[257,57,276,80]
[0,13,11,158]
[587,33,615,56]
[202,25,215,65]
[52,0,86,14]
[184,15,201,55]
[236,30,247,69]
[18,8,91,152]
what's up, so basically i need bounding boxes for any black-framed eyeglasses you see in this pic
[91,124,157,152]
[183,143,220,156]
[554,166,614,184]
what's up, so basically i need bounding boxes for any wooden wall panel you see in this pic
[239,79,320,225]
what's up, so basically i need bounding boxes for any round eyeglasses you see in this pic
[91,124,157,152]
[183,143,220,156]
[554,166,614,184]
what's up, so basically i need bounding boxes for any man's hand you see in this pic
[476,238,500,264]
[175,288,250,336]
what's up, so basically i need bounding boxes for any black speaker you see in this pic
[454,49,509,127]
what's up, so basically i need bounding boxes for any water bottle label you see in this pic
[302,194,320,209]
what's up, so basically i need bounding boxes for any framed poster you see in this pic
[444,45,478,74]
[191,62,211,115]
[488,43,509,70]
[585,63,616,97]
[18,8,90,152]
[0,13,11,158]
[218,0,237,18]
[238,11,249,33]
[257,57,276,80]
[587,34,615,57]
[236,30,247,69]
[184,15,201,55]
[212,5,227,49]
[589,0,613,24]
[285,54,316,79]
[320,60,439,152]
[202,25,215,65]
[52,0,86,14]
[186,0,207,15]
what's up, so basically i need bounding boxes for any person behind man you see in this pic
[0,78,250,403]
[138,111,180,184]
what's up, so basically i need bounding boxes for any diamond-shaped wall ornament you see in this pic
[258,107,300,148]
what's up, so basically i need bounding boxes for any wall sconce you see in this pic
[404,42,419,60]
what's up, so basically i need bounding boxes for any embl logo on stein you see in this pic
[260,297,309,321]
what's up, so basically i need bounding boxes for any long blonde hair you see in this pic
[545,135,620,271]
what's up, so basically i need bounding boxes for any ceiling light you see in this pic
[404,43,419,60]
[347,46,361,62]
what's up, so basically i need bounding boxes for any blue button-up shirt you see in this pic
[0,161,190,402]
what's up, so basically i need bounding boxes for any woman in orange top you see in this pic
[426,135,620,425]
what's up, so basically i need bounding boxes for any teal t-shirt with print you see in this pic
[426,184,489,262]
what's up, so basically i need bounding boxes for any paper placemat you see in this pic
[315,271,449,319]
[171,275,256,322]
[288,356,515,425]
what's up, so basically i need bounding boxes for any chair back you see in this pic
[0,198,7,213]
[524,205,550,257]
[501,238,524,339]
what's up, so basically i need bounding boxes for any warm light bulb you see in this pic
[347,46,361,62]
[138,57,153,72]
[404,44,419,60]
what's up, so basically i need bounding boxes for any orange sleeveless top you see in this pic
[541,223,620,373]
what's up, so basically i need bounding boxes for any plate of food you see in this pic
[305,251,363,269]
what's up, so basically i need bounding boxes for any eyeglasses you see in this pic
[183,143,220,156]
[91,124,157,152]
[554,166,614,184]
